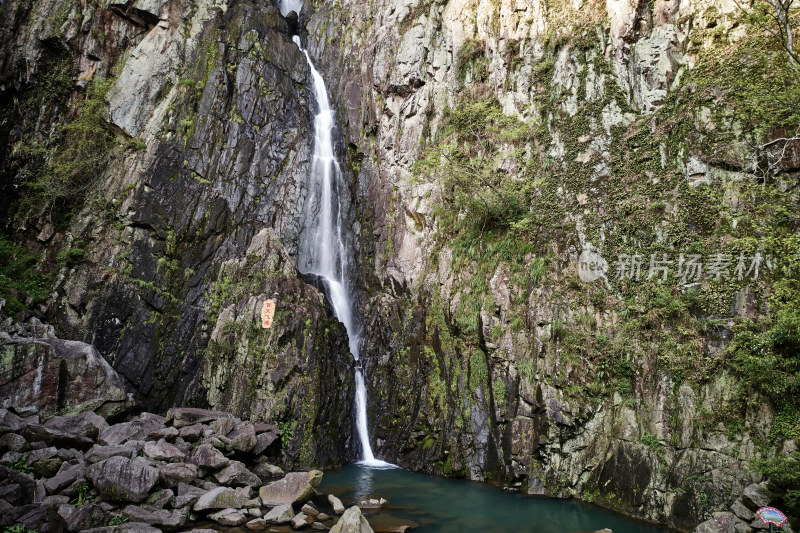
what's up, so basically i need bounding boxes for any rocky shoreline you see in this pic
[0,406,376,533]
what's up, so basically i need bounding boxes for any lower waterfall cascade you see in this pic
[292,34,391,468]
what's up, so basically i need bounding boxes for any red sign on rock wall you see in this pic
[261,299,276,329]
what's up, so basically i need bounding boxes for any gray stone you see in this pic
[159,462,199,486]
[86,444,138,463]
[227,421,257,453]
[148,426,179,441]
[85,456,160,503]
[292,512,313,529]
[121,504,185,528]
[193,486,249,511]
[259,470,323,506]
[246,518,268,530]
[214,461,261,487]
[696,513,736,533]
[302,502,320,517]
[311,523,327,531]
[178,424,206,441]
[190,443,229,470]
[0,432,27,452]
[165,407,235,429]
[0,409,25,432]
[99,416,164,446]
[65,503,110,531]
[209,508,248,526]
[329,506,374,533]
[742,483,774,510]
[253,432,279,455]
[143,439,186,462]
[44,411,108,440]
[44,462,84,494]
[264,503,294,524]
[145,488,175,509]
[81,522,162,533]
[328,494,345,515]
[210,418,235,436]
[252,462,284,479]
[731,498,755,521]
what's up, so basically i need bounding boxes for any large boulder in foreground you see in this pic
[0,332,134,419]
[85,456,159,503]
[329,506,374,533]
[259,470,323,506]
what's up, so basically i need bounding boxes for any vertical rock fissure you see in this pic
[291,31,390,467]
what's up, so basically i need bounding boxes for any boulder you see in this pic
[742,483,774,510]
[165,408,235,429]
[190,444,229,470]
[85,456,160,503]
[31,457,63,478]
[44,462,84,494]
[227,422,257,453]
[0,432,26,452]
[81,522,162,533]
[86,444,139,463]
[193,486,249,511]
[178,423,206,441]
[696,513,736,533]
[329,506,374,533]
[65,503,110,531]
[44,411,108,440]
[259,470,323,506]
[731,498,755,521]
[148,426,179,441]
[145,488,175,509]
[328,494,345,515]
[99,416,164,446]
[253,432,279,455]
[21,424,94,450]
[291,512,314,529]
[302,503,320,517]
[246,518,268,530]
[143,440,186,462]
[159,462,199,486]
[209,508,248,526]
[0,409,25,432]
[121,504,185,528]
[263,503,294,524]
[252,462,284,479]
[214,461,261,487]
[210,418,236,436]
[0,335,134,419]
[312,522,327,530]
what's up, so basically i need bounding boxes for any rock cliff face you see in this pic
[0,0,356,467]
[1,0,798,530]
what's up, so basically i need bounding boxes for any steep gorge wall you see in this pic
[298,0,800,530]
[0,0,357,468]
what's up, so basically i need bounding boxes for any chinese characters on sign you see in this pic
[578,250,765,285]
[261,299,276,329]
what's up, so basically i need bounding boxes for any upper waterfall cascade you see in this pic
[292,34,392,468]
[277,0,303,16]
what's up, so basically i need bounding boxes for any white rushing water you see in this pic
[292,35,392,468]
[276,0,303,17]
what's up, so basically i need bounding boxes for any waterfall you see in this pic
[276,0,303,17]
[292,35,391,468]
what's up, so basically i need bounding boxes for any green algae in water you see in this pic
[320,465,676,533]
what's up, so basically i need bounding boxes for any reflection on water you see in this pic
[321,465,677,533]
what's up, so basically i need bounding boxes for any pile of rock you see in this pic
[0,407,374,533]
[694,482,795,533]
